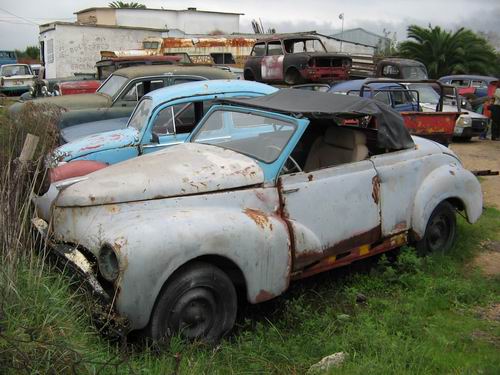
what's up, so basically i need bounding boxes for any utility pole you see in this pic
[339,13,344,52]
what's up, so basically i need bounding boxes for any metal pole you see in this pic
[339,13,344,52]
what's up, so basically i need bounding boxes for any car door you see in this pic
[245,42,266,81]
[278,159,381,270]
[390,89,418,112]
[141,101,198,155]
[261,41,285,82]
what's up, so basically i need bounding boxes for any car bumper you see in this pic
[32,217,129,338]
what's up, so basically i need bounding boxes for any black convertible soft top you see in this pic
[218,89,415,150]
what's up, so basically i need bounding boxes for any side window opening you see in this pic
[267,41,284,56]
[152,102,197,136]
[251,43,266,57]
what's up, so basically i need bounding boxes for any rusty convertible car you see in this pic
[33,89,482,343]
[244,34,351,85]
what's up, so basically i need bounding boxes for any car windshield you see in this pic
[407,84,440,104]
[284,38,327,53]
[1,65,31,76]
[127,98,153,131]
[192,109,297,163]
[400,66,427,80]
[97,74,128,97]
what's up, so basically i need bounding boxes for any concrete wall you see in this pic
[77,9,116,25]
[40,24,162,78]
[115,9,239,34]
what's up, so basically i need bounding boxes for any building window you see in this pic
[47,39,54,64]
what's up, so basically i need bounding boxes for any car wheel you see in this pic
[244,69,255,81]
[416,201,457,255]
[148,261,237,344]
[285,68,305,85]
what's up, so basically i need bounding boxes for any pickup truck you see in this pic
[33,89,482,344]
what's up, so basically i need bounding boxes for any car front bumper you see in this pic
[32,217,129,338]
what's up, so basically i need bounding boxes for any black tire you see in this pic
[284,68,305,85]
[244,69,255,81]
[148,261,237,344]
[416,201,457,255]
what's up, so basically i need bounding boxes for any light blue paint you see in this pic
[53,80,278,165]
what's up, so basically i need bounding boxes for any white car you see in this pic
[34,89,482,343]
[0,63,34,95]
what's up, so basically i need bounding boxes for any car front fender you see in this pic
[52,189,291,330]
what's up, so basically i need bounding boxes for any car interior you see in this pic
[283,118,382,174]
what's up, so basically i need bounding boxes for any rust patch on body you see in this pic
[307,174,314,182]
[371,175,380,204]
[255,289,275,303]
[244,208,270,230]
[105,204,120,214]
[449,170,456,176]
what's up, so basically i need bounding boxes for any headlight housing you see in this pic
[98,244,119,282]
[456,116,471,127]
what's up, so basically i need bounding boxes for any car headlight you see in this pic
[456,116,471,127]
[98,244,119,282]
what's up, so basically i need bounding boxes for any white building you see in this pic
[39,7,242,78]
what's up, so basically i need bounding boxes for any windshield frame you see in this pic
[127,97,153,133]
[190,105,300,165]
[407,83,441,105]
[283,38,327,54]
[97,73,128,99]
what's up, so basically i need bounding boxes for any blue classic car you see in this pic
[328,79,419,112]
[50,80,278,166]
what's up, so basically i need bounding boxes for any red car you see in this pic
[244,34,351,85]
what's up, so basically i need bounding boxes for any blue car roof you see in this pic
[145,79,278,107]
[329,79,405,93]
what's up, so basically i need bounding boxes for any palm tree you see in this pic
[398,25,497,78]
[108,1,146,9]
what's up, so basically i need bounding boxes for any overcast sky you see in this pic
[1,0,499,50]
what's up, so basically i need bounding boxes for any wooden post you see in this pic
[19,134,39,163]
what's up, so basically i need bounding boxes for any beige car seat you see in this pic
[304,127,369,172]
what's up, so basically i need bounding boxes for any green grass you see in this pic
[1,209,499,374]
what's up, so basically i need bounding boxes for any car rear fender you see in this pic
[411,163,482,239]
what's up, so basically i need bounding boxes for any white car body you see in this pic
[0,63,34,94]
[33,90,483,339]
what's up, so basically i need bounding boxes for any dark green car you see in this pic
[10,65,235,129]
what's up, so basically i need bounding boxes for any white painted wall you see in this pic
[39,24,162,78]
[115,9,239,34]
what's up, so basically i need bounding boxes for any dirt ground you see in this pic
[450,139,500,209]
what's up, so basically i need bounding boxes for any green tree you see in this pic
[13,46,40,60]
[398,25,497,78]
[108,1,146,9]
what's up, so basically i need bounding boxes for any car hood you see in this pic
[55,143,264,207]
[60,117,129,144]
[51,127,138,164]
[12,93,111,112]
